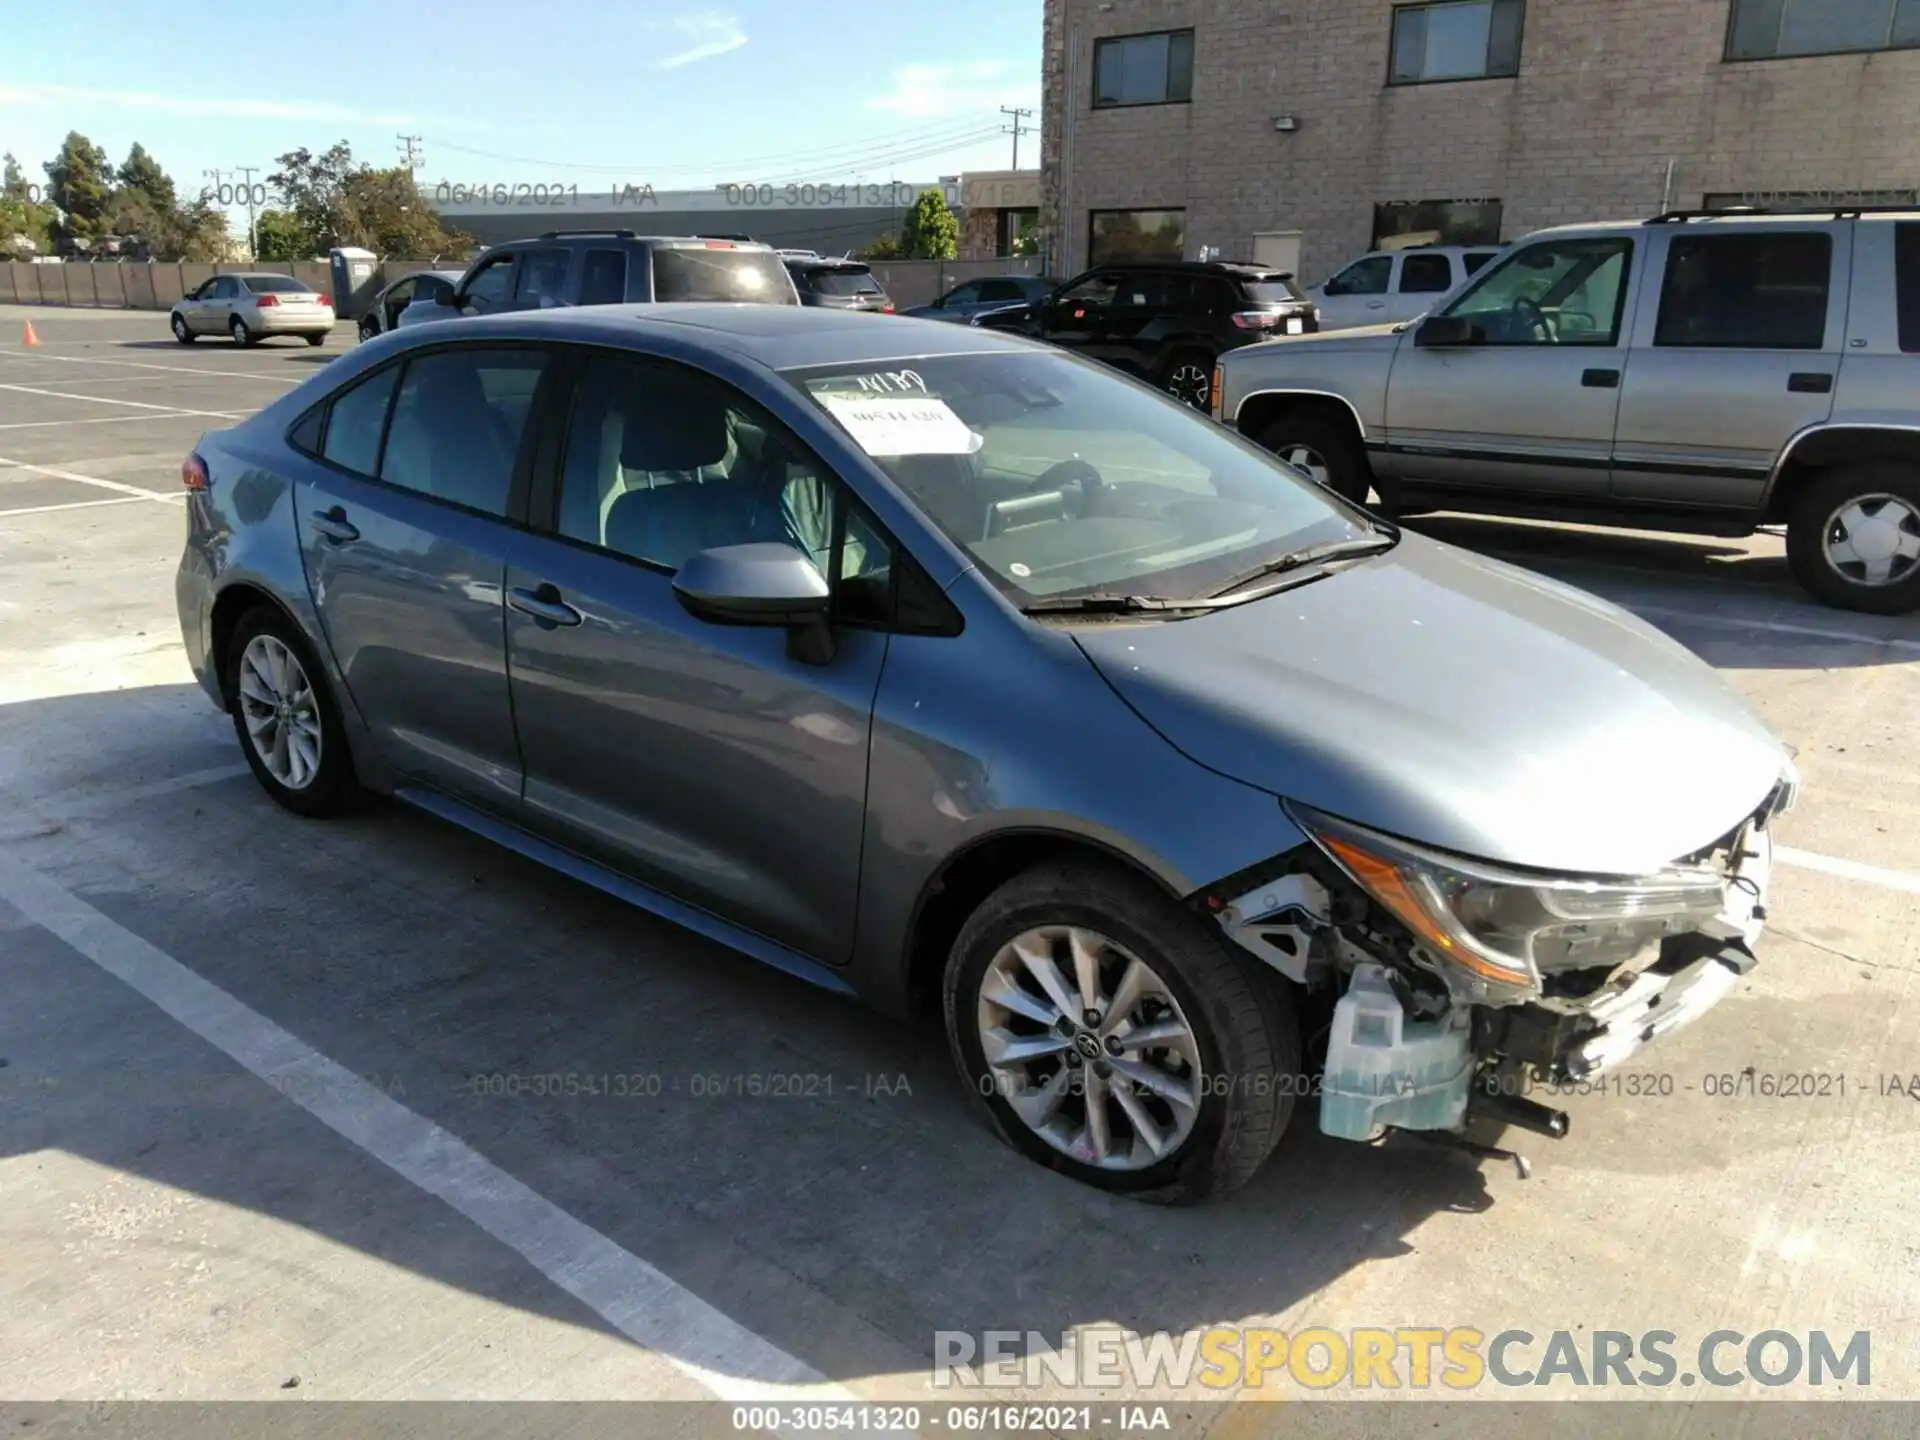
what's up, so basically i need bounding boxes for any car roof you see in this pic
[489,233,780,251]
[1090,259,1290,278]
[419,302,1036,369]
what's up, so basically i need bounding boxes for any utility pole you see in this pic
[203,168,230,259]
[233,164,260,260]
[397,134,423,171]
[1000,106,1034,170]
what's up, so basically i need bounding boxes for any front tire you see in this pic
[1786,462,1920,614]
[358,316,380,343]
[223,605,362,817]
[171,314,196,344]
[943,859,1300,1203]
[1255,409,1371,506]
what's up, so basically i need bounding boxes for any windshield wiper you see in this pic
[1019,592,1231,616]
[1207,534,1398,599]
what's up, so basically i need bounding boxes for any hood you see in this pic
[1257,323,1406,351]
[1074,535,1788,877]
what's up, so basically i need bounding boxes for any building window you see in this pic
[1390,0,1525,83]
[1089,209,1186,265]
[1373,199,1504,249]
[1093,30,1194,108]
[1727,0,1920,60]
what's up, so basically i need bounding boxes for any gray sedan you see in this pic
[171,273,335,346]
[174,307,1794,1201]
[902,274,1053,324]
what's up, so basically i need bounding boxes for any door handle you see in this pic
[1366,300,1387,309]
[1787,372,1833,394]
[1581,368,1621,388]
[507,584,583,627]
[309,507,359,544]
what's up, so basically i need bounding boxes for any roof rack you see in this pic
[538,228,638,240]
[1647,204,1920,224]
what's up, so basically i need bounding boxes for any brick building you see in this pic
[1040,0,1920,285]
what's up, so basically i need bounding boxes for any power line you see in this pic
[999,107,1034,170]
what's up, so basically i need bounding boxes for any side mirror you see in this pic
[1414,314,1481,348]
[672,542,836,663]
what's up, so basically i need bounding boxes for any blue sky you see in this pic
[1,0,1041,210]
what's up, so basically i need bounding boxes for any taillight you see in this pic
[703,240,736,249]
[317,293,332,307]
[1230,310,1279,330]
[181,453,209,491]
[1210,366,1223,420]
[881,302,896,313]
[255,293,279,307]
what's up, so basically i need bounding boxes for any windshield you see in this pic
[785,351,1373,603]
[242,275,310,293]
[652,247,798,304]
[808,267,885,296]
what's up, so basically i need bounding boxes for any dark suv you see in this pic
[783,255,895,313]
[396,231,799,330]
[978,260,1316,409]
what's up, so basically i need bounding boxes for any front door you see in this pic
[503,351,889,962]
[1611,225,1846,512]
[1040,270,1120,357]
[1312,253,1393,330]
[1381,234,1639,499]
[293,344,552,808]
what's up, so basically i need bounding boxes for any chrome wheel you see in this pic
[1167,362,1212,410]
[978,925,1203,1171]
[1823,493,1920,587]
[1275,443,1331,487]
[237,634,322,791]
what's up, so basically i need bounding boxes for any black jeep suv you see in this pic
[976,260,1316,409]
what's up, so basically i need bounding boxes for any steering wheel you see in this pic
[1511,295,1554,343]
[1035,458,1107,517]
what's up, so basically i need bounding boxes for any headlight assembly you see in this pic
[1287,803,1729,1005]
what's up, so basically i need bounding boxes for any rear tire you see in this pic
[230,316,257,347]
[1255,408,1371,506]
[171,314,196,345]
[223,605,363,818]
[306,331,327,348]
[943,859,1301,1204]
[1786,461,1920,614]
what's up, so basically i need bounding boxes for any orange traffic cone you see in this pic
[21,320,41,347]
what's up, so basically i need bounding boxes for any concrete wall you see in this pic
[1,256,1047,313]
[1042,0,1920,283]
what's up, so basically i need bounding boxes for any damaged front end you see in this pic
[1204,776,1796,1163]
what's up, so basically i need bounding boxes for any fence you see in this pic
[1,255,1046,314]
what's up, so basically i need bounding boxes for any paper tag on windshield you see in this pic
[819,394,982,457]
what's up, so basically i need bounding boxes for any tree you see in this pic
[97,143,226,261]
[900,189,959,261]
[116,142,177,212]
[269,141,467,257]
[859,230,903,261]
[43,131,113,253]
[1,152,56,255]
[253,209,308,261]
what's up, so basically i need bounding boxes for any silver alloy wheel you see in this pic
[171,314,189,340]
[1168,363,1212,409]
[1276,443,1331,488]
[978,925,1204,1170]
[230,316,248,344]
[1823,493,1920,587]
[237,634,323,791]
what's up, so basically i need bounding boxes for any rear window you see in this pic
[243,275,310,293]
[807,267,884,297]
[651,247,798,305]
[1897,223,1920,354]
[1241,277,1306,304]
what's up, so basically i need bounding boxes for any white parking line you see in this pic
[0,411,228,431]
[0,350,304,383]
[0,381,246,419]
[0,849,890,1427]
[1626,602,1920,654]
[1777,846,1920,897]
[0,455,184,503]
[0,493,172,519]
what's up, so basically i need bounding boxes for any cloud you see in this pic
[0,82,461,128]
[867,60,1039,119]
[649,12,748,69]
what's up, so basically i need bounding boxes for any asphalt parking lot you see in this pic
[1,305,1916,1429]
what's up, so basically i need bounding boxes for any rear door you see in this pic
[292,343,553,808]
[1392,251,1458,324]
[1086,268,1186,377]
[1611,224,1845,512]
[1382,233,1639,499]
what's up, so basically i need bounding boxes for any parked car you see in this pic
[1218,206,1920,614]
[903,275,1055,325]
[978,260,1317,410]
[359,269,463,342]
[396,230,798,330]
[1305,244,1506,330]
[783,256,895,313]
[171,274,335,347]
[176,304,1793,1201]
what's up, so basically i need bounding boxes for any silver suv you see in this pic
[1217,207,1920,614]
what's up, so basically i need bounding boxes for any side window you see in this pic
[1654,233,1833,350]
[1463,250,1500,276]
[1443,237,1632,345]
[579,249,628,306]
[976,279,1022,303]
[1399,253,1456,293]
[1123,273,1189,309]
[555,356,858,579]
[1325,256,1391,296]
[380,348,548,516]
[1059,272,1121,309]
[319,367,400,477]
[212,277,237,299]
[288,404,326,457]
[835,500,895,626]
[1897,223,1920,355]
[387,279,416,307]
[461,254,515,313]
[514,247,572,307]
[943,282,982,307]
